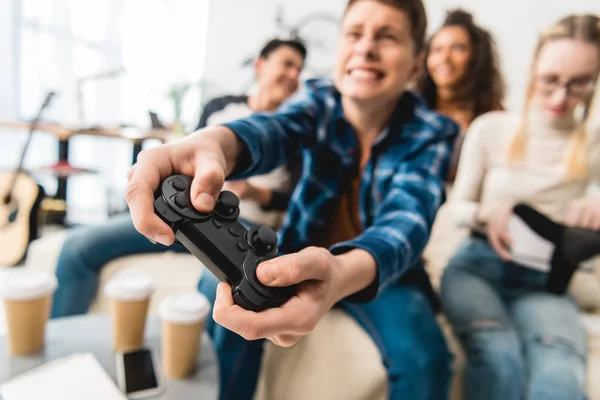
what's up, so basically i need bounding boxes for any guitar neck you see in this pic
[5,92,56,201]
[5,120,41,201]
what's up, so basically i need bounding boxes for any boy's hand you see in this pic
[213,247,344,347]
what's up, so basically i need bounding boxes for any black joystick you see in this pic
[251,226,278,253]
[215,191,239,218]
[153,174,295,311]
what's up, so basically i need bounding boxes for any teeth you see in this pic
[351,69,379,79]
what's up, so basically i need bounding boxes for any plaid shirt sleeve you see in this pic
[330,120,459,300]
[221,87,323,180]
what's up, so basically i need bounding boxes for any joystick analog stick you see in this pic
[251,226,278,253]
[215,191,239,218]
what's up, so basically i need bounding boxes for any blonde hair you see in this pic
[507,14,600,179]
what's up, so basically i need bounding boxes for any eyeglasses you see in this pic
[536,75,597,98]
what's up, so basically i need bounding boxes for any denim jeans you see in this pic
[440,236,588,400]
[52,212,452,400]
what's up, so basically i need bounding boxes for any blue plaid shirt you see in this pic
[225,79,459,301]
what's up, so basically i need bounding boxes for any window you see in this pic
[1,0,209,225]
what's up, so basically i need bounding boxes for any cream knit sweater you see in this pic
[448,109,600,230]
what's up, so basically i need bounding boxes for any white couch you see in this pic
[24,204,600,400]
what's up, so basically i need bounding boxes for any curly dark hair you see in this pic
[416,9,505,119]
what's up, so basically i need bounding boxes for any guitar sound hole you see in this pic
[9,207,18,223]
[2,195,19,224]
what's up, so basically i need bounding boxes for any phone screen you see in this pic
[123,349,159,394]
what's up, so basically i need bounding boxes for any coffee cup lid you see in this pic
[159,292,210,325]
[0,269,58,301]
[104,271,155,301]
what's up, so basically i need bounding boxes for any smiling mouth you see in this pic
[549,106,566,114]
[348,68,385,81]
[434,65,455,76]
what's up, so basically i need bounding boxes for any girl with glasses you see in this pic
[441,14,600,400]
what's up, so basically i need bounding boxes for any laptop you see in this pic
[148,111,166,129]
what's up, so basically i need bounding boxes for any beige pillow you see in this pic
[569,265,600,312]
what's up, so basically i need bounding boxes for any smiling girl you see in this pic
[417,9,505,182]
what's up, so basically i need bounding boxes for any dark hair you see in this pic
[345,0,427,53]
[259,38,307,60]
[416,9,505,119]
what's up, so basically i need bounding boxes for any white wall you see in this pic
[0,0,210,225]
[203,0,346,99]
[0,0,17,119]
[203,0,600,112]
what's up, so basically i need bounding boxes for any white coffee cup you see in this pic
[0,269,58,355]
[159,292,210,378]
[104,271,155,351]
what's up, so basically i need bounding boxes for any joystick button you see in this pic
[228,226,241,237]
[236,242,247,252]
[170,177,187,191]
[215,191,239,217]
[174,193,190,208]
[251,226,278,253]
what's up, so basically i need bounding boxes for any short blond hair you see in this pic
[345,0,427,53]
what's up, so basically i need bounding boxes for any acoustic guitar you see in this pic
[0,92,55,266]
[0,172,45,266]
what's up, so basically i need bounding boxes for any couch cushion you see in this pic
[89,252,203,316]
[253,309,387,400]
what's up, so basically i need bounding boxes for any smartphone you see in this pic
[116,347,165,399]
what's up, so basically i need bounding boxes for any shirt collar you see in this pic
[331,89,419,153]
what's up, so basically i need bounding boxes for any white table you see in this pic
[0,314,219,399]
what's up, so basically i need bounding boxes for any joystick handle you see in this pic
[250,226,278,253]
[215,191,240,219]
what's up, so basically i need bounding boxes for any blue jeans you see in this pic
[440,236,588,400]
[198,272,452,400]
